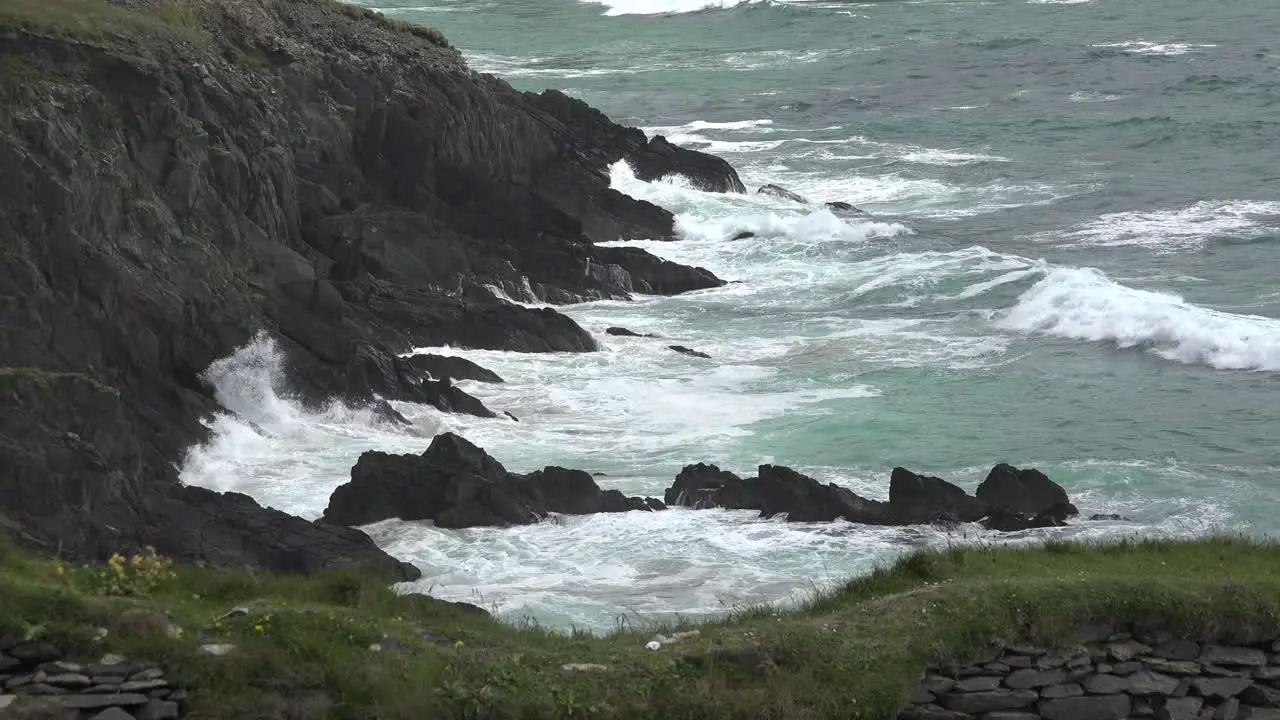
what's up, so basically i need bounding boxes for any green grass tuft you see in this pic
[2,535,1279,718]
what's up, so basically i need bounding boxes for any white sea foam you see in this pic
[1091,40,1217,57]
[1048,200,1280,253]
[1069,90,1122,103]
[999,267,1280,371]
[582,0,767,16]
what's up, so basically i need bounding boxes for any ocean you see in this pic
[179,0,1280,632]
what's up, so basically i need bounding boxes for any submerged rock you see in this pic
[757,183,810,204]
[322,433,664,528]
[606,326,654,338]
[825,201,867,215]
[668,345,711,359]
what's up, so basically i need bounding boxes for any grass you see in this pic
[0,0,208,43]
[3,536,1280,719]
[0,0,450,48]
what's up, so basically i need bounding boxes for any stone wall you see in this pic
[0,639,186,719]
[900,635,1280,720]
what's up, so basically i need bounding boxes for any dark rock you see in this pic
[504,411,519,422]
[1088,513,1128,521]
[1004,655,1034,669]
[1192,677,1253,699]
[605,327,653,338]
[975,463,1076,518]
[982,714,1038,720]
[1202,647,1268,667]
[1038,694,1130,720]
[402,354,504,384]
[1241,684,1280,707]
[731,231,756,240]
[1041,683,1084,699]
[1112,661,1144,675]
[981,505,1073,532]
[624,135,746,194]
[1129,670,1181,696]
[985,662,1012,674]
[1205,664,1246,677]
[888,467,986,524]
[1110,641,1154,662]
[323,433,660,527]
[1156,641,1203,661]
[120,679,168,693]
[42,673,90,688]
[939,690,1038,714]
[954,676,1002,692]
[415,378,497,418]
[57,693,150,709]
[663,462,1078,532]
[1083,674,1130,695]
[6,644,60,665]
[1006,668,1067,690]
[88,708,137,720]
[1157,697,1204,720]
[1142,659,1203,676]
[1215,697,1241,720]
[757,184,809,204]
[0,655,19,673]
[824,201,866,215]
[668,345,711,359]
[923,676,956,694]
[19,683,66,695]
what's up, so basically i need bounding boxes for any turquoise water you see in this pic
[184,0,1280,630]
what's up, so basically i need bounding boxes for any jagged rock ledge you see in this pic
[323,434,1085,534]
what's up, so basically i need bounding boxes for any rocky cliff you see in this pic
[0,0,743,577]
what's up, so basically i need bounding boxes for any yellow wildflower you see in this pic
[254,624,264,633]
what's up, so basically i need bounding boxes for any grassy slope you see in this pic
[4,537,1279,719]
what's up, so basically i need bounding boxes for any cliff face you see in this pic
[0,0,743,577]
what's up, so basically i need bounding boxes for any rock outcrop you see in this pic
[665,462,1079,532]
[0,0,739,574]
[322,433,664,529]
